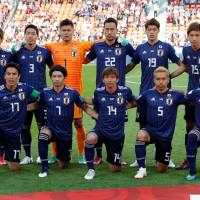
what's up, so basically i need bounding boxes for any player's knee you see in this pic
[8,162,20,171]
[85,133,97,145]
[157,162,168,173]
[136,131,148,142]
[74,119,83,129]
[109,164,121,172]
[58,161,69,169]
[157,166,167,173]
[39,127,51,138]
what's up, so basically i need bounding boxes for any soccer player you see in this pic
[185,88,200,181]
[45,19,93,164]
[13,24,54,164]
[0,62,39,171]
[84,17,135,164]
[127,18,181,168]
[84,67,135,180]
[33,65,97,177]
[0,28,14,166]
[170,22,200,170]
[134,67,187,179]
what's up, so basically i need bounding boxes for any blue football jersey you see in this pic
[187,88,200,129]
[0,48,13,84]
[132,41,180,93]
[136,89,187,141]
[38,86,84,140]
[87,41,135,87]
[182,46,200,91]
[13,45,53,91]
[93,85,135,140]
[0,83,34,136]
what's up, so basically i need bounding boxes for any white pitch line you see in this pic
[126,80,187,88]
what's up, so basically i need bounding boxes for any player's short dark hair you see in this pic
[102,67,119,79]
[49,65,67,78]
[59,19,74,28]
[145,18,160,30]
[24,24,39,36]
[104,18,118,27]
[187,22,200,35]
[0,28,4,40]
[4,62,21,75]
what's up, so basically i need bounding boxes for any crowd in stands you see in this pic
[166,0,200,47]
[1,0,199,49]
[2,0,150,48]
[0,0,12,28]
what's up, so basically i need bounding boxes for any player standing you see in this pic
[170,22,200,170]
[45,19,93,164]
[13,24,54,164]
[127,18,181,168]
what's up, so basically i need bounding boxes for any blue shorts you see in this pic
[49,132,72,162]
[0,131,21,162]
[90,128,124,166]
[141,127,172,165]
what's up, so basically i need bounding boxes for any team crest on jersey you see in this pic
[0,59,7,66]
[71,47,77,57]
[157,49,164,57]
[117,93,124,105]
[37,55,43,63]
[63,94,70,105]
[115,48,121,56]
[166,97,173,105]
[18,92,25,100]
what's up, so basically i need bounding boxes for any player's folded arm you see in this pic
[81,103,98,120]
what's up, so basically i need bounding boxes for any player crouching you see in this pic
[84,67,135,180]
[29,65,97,177]
[134,67,187,179]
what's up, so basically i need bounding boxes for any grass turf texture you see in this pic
[0,64,199,195]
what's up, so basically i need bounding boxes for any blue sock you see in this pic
[95,142,102,158]
[21,128,32,157]
[186,133,198,175]
[38,133,49,172]
[135,140,146,168]
[85,143,95,170]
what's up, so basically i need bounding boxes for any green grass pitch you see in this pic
[0,64,199,195]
